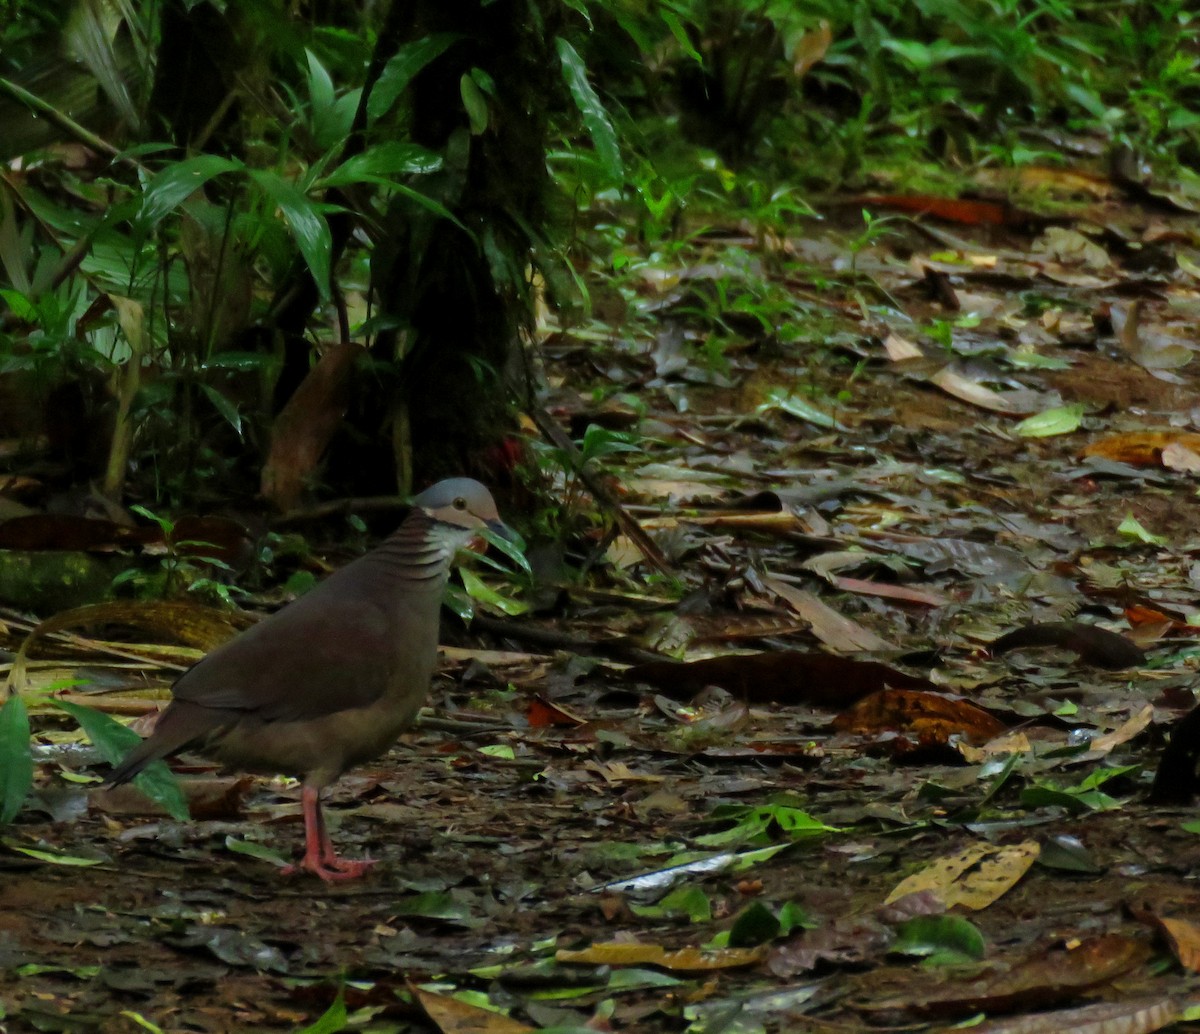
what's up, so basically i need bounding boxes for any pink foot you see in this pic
[283,854,378,882]
[287,784,380,881]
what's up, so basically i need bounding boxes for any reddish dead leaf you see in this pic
[96,777,249,821]
[829,575,950,608]
[763,576,897,652]
[963,996,1180,1034]
[1080,430,1200,467]
[627,651,935,706]
[989,622,1145,670]
[768,914,896,977]
[1085,705,1152,757]
[1125,604,1179,627]
[928,365,1028,414]
[858,194,1016,226]
[860,934,1152,1018]
[261,342,361,512]
[0,514,144,551]
[557,941,766,972]
[526,695,587,728]
[1154,915,1200,973]
[411,984,536,1033]
[833,689,1007,745]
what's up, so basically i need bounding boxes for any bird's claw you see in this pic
[283,854,379,882]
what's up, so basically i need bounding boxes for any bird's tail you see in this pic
[108,738,166,786]
[107,703,210,786]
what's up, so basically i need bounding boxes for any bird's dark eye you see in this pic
[453,497,468,510]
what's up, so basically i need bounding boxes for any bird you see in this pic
[108,478,512,881]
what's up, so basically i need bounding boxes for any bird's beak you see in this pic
[487,518,517,542]
[465,518,515,555]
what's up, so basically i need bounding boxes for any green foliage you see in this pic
[112,504,239,603]
[294,988,347,1034]
[0,694,32,824]
[891,915,987,965]
[1020,764,1140,813]
[55,700,190,822]
[696,801,839,848]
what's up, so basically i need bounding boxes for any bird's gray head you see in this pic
[412,478,510,540]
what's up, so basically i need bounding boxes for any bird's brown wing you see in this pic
[171,595,400,723]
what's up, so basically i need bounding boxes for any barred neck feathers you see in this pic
[373,509,474,584]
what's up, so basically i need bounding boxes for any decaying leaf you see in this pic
[884,840,1040,910]
[557,941,767,972]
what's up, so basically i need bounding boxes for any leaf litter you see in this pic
[8,190,1200,1031]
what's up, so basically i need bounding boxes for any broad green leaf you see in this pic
[200,383,243,438]
[556,37,623,183]
[63,1,139,126]
[460,567,530,616]
[369,33,464,122]
[891,915,986,965]
[305,49,336,120]
[729,901,781,947]
[393,891,474,921]
[0,288,36,321]
[17,963,101,978]
[631,884,712,922]
[696,804,837,846]
[295,989,347,1034]
[0,694,32,824]
[55,701,190,822]
[478,744,515,760]
[756,389,844,430]
[1118,514,1167,546]
[306,50,358,150]
[389,183,469,231]
[477,524,530,575]
[778,900,817,934]
[2,837,104,866]
[248,170,333,302]
[660,10,704,66]
[138,155,242,227]
[1015,404,1085,438]
[225,835,288,867]
[460,72,489,135]
[580,423,640,461]
[442,583,474,623]
[606,968,682,990]
[201,351,277,371]
[318,142,442,189]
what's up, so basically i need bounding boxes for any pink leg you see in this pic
[281,785,378,882]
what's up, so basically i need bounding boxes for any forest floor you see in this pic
[7,175,1200,1033]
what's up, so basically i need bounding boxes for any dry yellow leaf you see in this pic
[885,840,1040,910]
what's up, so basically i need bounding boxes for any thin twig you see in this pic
[529,406,673,577]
